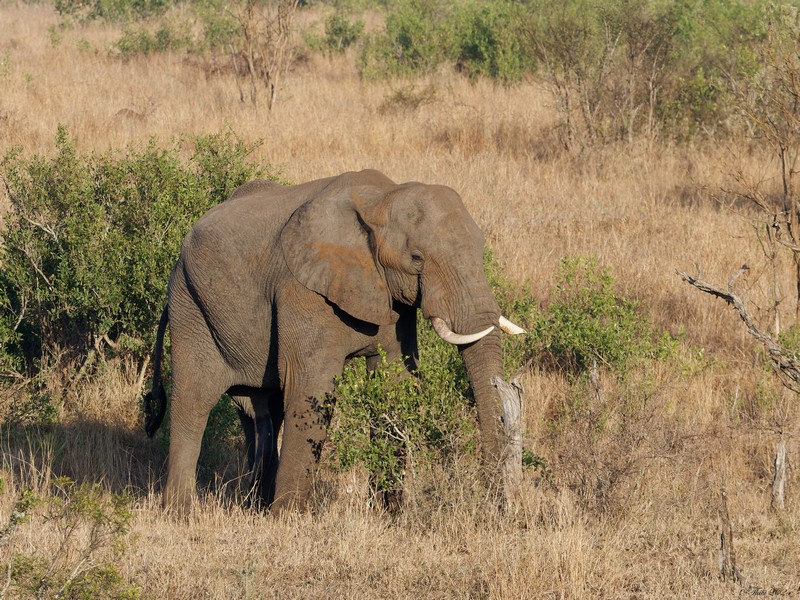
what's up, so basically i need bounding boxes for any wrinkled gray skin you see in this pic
[146,169,509,514]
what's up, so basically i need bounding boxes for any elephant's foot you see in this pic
[162,473,197,517]
[269,488,312,515]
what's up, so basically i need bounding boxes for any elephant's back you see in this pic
[195,176,336,239]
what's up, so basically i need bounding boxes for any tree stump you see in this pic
[719,485,745,586]
[772,438,787,511]
[492,376,523,505]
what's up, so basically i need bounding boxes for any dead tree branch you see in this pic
[677,266,800,394]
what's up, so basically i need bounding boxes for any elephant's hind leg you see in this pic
[163,347,231,515]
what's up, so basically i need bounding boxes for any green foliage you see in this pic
[6,477,140,599]
[358,0,537,81]
[324,12,364,53]
[451,0,533,83]
[330,346,475,498]
[4,390,60,426]
[360,0,452,79]
[113,20,193,58]
[48,0,800,140]
[0,488,40,544]
[525,0,776,143]
[522,447,551,479]
[534,256,676,375]
[0,127,267,387]
[483,248,537,376]
[55,0,170,23]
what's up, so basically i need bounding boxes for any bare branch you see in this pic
[19,214,58,243]
[678,267,800,394]
[12,294,27,332]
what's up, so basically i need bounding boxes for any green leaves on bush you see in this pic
[330,342,475,500]
[114,21,193,58]
[55,0,170,23]
[329,249,541,500]
[328,252,678,501]
[534,256,676,375]
[0,127,267,383]
[354,0,789,141]
[452,0,533,83]
[4,477,139,599]
[360,0,532,81]
[360,0,451,79]
[482,248,537,375]
[324,12,364,53]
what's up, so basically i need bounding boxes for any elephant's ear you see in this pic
[280,175,394,325]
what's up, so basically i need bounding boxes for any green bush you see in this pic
[5,477,140,599]
[360,0,452,79]
[113,21,193,58]
[526,0,774,143]
[534,256,676,375]
[482,248,537,375]
[330,342,475,501]
[451,1,533,83]
[55,0,171,23]
[0,127,268,385]
[324,12,364,53]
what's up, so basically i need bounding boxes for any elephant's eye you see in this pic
[411,251,424,270]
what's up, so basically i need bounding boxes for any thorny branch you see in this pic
[678,265,800,394]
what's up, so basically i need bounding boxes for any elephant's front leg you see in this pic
[271,369,339,514]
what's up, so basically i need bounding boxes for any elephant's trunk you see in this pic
[458,327,506,468]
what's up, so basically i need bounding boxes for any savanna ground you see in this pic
[1,2,799,598]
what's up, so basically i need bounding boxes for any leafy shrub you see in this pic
[330,341,475,503]
[0,127,268,387]
[534,256,676,375]
[360,0,453,79]
[196,3,240,52]
[55,0,171,23]
[114,21,193,58]
[451,0,533,83]
[4,477,139,599]
[324,12,364,53]
[482,248,537,375]
[527,0,772,144]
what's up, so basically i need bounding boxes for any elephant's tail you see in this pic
[144,305,169,438]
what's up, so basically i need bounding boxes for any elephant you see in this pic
[143,169,525,514]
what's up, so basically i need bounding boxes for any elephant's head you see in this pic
[281,169,523,463]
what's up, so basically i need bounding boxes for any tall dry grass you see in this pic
[1,3,799,598]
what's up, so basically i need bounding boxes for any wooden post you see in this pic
[772,438,787,511]
[491,376,523,505]
[719,484,745,586]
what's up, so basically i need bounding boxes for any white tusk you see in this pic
[430,317,495,345]
[499,316,526,335]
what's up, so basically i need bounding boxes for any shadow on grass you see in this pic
[1,416,247,502]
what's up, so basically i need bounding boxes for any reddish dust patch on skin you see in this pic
[311,242,376,273]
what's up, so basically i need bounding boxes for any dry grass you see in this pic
[1,3,799,598]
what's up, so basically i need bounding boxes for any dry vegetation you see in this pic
[1,3,799,598]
